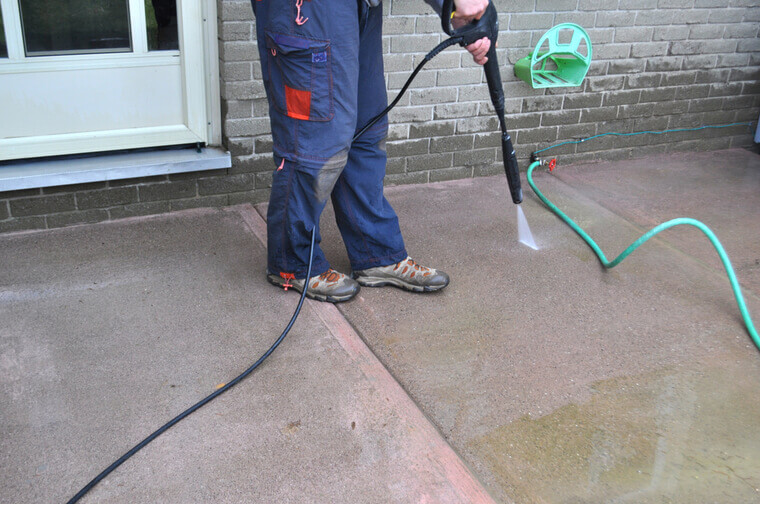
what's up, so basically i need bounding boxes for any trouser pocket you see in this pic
[265,31,333,122]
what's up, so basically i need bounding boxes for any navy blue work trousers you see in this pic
[252,0,408,278]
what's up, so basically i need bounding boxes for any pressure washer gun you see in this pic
[440,0,523,205]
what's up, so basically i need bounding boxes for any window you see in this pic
[18,0,132,56]
[0,7,7,58]
[145,0,178,51]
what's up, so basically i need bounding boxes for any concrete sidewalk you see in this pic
[0,206,490,503]
[2,148,760,503]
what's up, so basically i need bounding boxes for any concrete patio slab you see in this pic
[0,206,491,503]
[310,149,760,502]
[3,148,759,503]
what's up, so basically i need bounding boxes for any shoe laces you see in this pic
[394,257,432,278]
[318,268,341,283]
[311,268,342,289]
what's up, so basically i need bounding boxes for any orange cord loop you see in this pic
[295,0,308,25]
[279,272,295,290]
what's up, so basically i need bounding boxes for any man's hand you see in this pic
[466,37,491,65]
[453,0,491,65]
[453,0,488,20]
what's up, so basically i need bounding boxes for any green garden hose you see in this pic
[526,160,759,351]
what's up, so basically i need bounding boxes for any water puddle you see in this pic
[517,204,539,250]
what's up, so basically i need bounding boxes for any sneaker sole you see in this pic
[353,276,449,293]
[266,275,359,303]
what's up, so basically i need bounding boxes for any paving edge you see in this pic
[236,203,495,504]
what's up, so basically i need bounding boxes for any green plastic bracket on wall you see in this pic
[514,23,592,89]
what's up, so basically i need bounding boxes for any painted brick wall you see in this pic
[0,0,758,233]
[220,0,758,186]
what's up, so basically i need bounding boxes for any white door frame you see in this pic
[0,0,220,161]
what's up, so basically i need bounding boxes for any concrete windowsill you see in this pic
[0,147,232,192]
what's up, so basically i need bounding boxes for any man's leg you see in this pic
[330,1,407,272]
[331,2,450,292]
[252,0,363,301]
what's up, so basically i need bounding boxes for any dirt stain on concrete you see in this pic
[471,364,760,503]
[282,420,301,435]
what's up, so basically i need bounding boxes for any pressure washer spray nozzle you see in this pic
[441,0,523,205]
[502,131,524,204]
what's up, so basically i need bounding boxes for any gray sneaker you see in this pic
[267,268,360,303]
[352,256,450,292]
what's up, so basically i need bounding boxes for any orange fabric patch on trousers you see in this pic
[285,85,311,120]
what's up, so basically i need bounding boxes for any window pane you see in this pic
[0,7,8,58]
[145,0,178,51]
[19,0,132,56]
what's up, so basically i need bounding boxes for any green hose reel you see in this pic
[514,23,592,89]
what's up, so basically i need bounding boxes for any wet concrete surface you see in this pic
[0,207,489,503]
[551,149,760,294]
[313,149,760,502]
[475,360,760,503]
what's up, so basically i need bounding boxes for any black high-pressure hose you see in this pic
[353,36,463,141]
[67,24,474,505]
[67,232,316,503]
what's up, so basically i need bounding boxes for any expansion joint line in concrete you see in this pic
[238,204,495,503]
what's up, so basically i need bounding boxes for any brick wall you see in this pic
[0,0,758,233]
